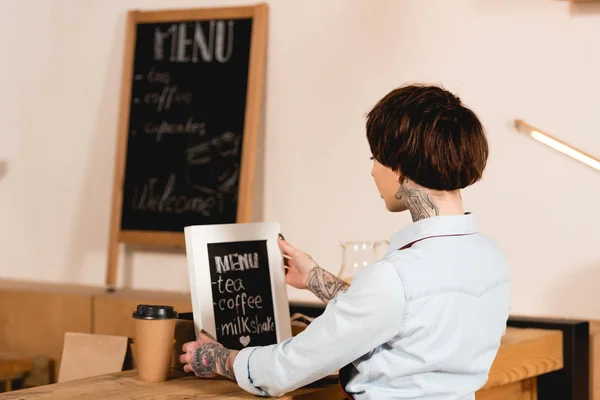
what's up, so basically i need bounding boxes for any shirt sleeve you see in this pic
[233,260,407,397]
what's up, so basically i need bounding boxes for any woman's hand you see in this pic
[180,332,238,380]
[278,237,317,290]
[279,235,350,304]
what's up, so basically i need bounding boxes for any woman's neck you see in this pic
[400,179,464,222]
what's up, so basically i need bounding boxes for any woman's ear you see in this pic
[394,168,403,183]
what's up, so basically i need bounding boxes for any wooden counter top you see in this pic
[483,327,563,389]
[476,327,563,400]
[0,371,340,399]
[0,328,563,400]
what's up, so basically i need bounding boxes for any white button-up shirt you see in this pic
[233,214,511,399]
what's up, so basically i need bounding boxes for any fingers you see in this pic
[278,237,298,257]
[182,342,191,353]
[183,363,193,373]
[182,333,216,355]
[198,332,216,343]
[182,341,199,353]
[180,351,191,365]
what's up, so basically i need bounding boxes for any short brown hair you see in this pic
[366,84,488,191]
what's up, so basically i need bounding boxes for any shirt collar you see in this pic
[387,213,479,255]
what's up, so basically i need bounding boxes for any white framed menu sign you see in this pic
[184,222,291,350]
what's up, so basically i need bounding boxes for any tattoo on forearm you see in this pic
[396,179,439,221]
[307,266,350,304]
[191,343,235,380]
[217,349,235,380]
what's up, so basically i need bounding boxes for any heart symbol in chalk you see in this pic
[239,335,251,347]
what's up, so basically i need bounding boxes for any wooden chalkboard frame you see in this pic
[184,222,292,349]
[106,5,268,287]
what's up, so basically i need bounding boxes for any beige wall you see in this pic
[0,0,599,318]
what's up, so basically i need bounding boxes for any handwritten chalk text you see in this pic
[132,174,217,215]
[215,253,259,274]
[143,86,193,112]
[142,117,206,142]
[221,315,274,336]
[154,21,234,63]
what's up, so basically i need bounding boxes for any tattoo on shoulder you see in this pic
[307,266,350,303]
[398,179,439,221]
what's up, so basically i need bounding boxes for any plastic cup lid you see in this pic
[132,304,178,320]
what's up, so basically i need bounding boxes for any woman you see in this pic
[180,85,511,399]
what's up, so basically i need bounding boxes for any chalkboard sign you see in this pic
[106,5,268,286]
[207,240,277,349]
[185,222,291,349]
[121,19,253,231]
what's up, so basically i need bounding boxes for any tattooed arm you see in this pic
[279,237,349,305]
[232,260,407,397]
[306,265,350,304]
[180,333,239,380]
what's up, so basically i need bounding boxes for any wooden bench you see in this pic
[0,354,32,392]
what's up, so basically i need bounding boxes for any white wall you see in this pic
[1,0,599,318]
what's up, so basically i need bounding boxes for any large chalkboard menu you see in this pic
[106,5,268,286]
[184,222,291,349]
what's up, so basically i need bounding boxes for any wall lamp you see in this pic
[514,119,600,172]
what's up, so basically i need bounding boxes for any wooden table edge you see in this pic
[480,328,563,390]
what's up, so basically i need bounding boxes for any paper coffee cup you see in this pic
[133,305,178,382]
